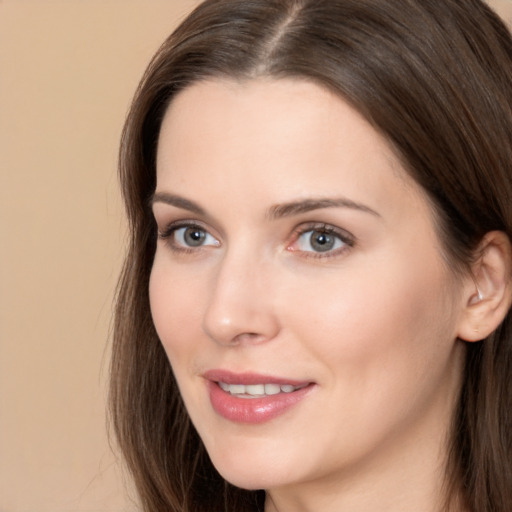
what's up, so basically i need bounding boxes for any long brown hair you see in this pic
[110,1,512,510]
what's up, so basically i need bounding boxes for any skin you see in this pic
[149,78,472,512]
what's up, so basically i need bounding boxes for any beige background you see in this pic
[1,1,511,511]
[0,2,201,511]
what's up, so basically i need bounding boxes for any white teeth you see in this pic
[218,382,305,397]
[229,384,245,395]
[264,383,281,395]
[245,384,265,396]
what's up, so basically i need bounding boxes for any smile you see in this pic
[218,382,308,398]
[203,371,314,423]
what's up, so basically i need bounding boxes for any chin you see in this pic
[204,441,299,491]
[214,464,284,491]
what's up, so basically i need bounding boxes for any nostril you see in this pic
[232,332,264,344]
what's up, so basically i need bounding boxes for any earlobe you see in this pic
[457,231,512,342]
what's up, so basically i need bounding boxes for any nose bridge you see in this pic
[202,243,280,346]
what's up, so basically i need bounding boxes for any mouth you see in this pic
[203,370,315,424]
[217,382,309,398]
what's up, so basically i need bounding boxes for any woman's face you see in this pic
[150,79,468,499]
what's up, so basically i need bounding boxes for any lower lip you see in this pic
[208,381,314,424]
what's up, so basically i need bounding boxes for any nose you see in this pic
[202,250,281,346]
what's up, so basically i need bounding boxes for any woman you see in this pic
[109,0,512,511]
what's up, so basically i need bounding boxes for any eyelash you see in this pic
[287,222,355,259]
[158,220,219,254]
[157,220,355,259]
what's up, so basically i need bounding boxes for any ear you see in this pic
[457,231,512,342]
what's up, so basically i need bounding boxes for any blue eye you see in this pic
[297,229,344,252]
[292,226,353,256]
[173,226,219,248]
[158,223,220,251]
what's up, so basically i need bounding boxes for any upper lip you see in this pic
[203,369,311,386]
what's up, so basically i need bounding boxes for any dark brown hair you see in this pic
[110,1,512,510]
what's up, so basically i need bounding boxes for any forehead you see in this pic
[155,78,426,221]
[159,78,381,151]
[158,79,406,178]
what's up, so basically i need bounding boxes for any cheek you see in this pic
[277,260,463,463]
[149,258,204,362]
[284,255,459,388]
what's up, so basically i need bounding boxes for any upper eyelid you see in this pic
[157,217,208,230]
[157,219,354,235]
[158,219,213,237]
[154,211,225,239]
[292,222,354,240]
[289,222,355,251]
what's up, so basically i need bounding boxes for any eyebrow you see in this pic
[151,192,380,219]
[151,192,206,216]
[267,197,380,220]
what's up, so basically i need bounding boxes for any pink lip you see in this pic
[203,370,315,424]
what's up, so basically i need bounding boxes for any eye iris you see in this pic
[310,230,335,252]
[184,227,206,246]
